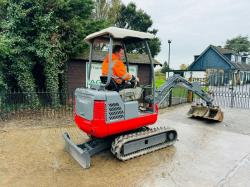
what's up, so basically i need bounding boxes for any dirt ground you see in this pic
[1,104,250,187]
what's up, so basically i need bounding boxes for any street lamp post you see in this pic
[167,40,172,77]
[167,40,172,107]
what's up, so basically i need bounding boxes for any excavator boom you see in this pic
[155,74,223,122]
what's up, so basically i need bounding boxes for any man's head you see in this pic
[113,45,124,60]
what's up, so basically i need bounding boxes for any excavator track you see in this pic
[111,127,177,161]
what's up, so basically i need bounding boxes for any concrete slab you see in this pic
[159,104,250,135]
[0,105,250,187]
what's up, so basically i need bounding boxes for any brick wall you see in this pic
[66,59,86,94]
[137,64,151,86]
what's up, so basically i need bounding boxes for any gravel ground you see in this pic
[0,104,250,187]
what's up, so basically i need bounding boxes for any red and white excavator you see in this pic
[63,27,224,168]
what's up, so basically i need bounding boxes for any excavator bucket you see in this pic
[203,106,224,122]
[187,104,224,122]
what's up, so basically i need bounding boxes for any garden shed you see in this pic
[66,51,161,94]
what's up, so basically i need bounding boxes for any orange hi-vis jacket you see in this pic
[102,54,132,84]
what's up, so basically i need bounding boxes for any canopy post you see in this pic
[122,43,129,72]
[87,42,93,88]
[144,40,155,113]
[106,36,113,87]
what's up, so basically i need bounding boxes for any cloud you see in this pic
[122,0,250,68]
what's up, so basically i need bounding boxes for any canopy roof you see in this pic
[84,27,155,43]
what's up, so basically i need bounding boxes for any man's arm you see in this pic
[113,61,132,81]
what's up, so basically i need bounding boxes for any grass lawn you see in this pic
[155,79,165,89]
[155,72,166,89]
[155,72,188,98]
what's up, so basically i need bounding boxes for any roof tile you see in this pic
[72,50,161,65]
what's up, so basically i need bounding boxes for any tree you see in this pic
[115,2,161,57]
[0,0,7,31]
[93,0,110,20]
[108,0,122,23]
[0,35,10,91]
[225,35,250,53]
[93,0,121,23]
[179,64,188,70]
[116,3,152,31]
[160,61,170,73]
[1,0,108,106]
[92,2,161,56]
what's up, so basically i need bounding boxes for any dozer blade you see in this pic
[187,104,224,122]
[63,132,91,169]
[63,132,113,169]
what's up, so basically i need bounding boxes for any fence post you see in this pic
[230,72,235,108]
[71,91,74,117]
[187,76,193,103]
[166,71,172,107]
[168,90,172,107]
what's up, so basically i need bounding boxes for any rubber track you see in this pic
[111,127,177,161]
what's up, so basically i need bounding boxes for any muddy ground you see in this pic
[1,104,250,187]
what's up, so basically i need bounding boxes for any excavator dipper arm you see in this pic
[156,74,213,106]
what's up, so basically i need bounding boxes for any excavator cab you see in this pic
[85,27,156,112]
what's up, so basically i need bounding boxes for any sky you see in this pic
[122,0,250,69]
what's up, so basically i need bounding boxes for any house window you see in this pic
[231,55,235,62]
[238,56,241,63]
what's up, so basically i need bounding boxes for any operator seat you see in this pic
[119,87,142,102]
[100,76,142,101]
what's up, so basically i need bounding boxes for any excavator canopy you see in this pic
[84,27,155,43]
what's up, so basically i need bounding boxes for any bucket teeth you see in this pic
[187,104,224,122]
[204,107,224,122]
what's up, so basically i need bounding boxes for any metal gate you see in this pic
[194,72,250,109]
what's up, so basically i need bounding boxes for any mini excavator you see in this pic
[63,27,224,168]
